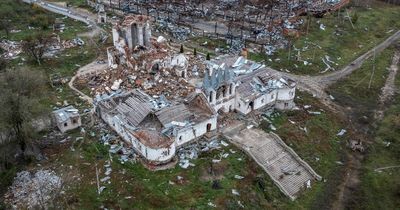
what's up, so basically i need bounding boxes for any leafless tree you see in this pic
[22,32,51,65]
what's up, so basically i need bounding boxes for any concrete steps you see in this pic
[223,127,319,200]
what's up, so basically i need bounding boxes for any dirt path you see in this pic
[68,60,109,104]
[375,49,400,120]
[329,46,400,210]
[23,0,108,104]
[318,30,400,87]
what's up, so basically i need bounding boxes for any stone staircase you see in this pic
[223,127,321,200]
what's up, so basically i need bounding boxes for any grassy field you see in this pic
[324,33,399,208]
[249,1,400,75]
[360,95,400,209]
[0,2,97,206]
[0,1,88,41]
[359,54,400,209]
[328,46,395,124]
[260,91,348,209]
[41,132,281,209]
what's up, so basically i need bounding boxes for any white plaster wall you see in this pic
[112,28,119,47]
[107,48,114,67]
[276,87,296,101]
[144,23,151,47]
[103,113,176,163]
[128,133,176,162]
[213,98,235,113]
[275,87,296,110]
[176,117,217,146]
[137,26,144,46]
[235,98,250,115]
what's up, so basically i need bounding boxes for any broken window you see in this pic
[72,119,77,124]
[64,122,68,127]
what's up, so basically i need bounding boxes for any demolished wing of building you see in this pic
[96,89,217,166]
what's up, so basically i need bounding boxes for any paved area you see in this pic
[223,126,321,200]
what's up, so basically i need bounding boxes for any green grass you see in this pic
[0,0,90,41]
[328,46,395,123]
[53,137,283,209]
[190,37,228,50]
[249,1,400,75]
[259,92,347,209]
[359,58,400,210]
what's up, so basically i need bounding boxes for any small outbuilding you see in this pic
[52,106,81,133]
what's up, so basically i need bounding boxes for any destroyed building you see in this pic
[96,89,217,167]
[52,106,81,133]
[202,55,296,115]
[107,15,152,68]
[97,4,107,23]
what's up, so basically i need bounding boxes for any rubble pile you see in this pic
[62,37,85,49]
[78,46,206,100]
[177,139,230,169]
[0,40,22,59]
[156,18,195,41]
[101,0,349,57]
[97,123,137,164]
[4,170,62,209]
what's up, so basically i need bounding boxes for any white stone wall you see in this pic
[275,87,296,110]
[213,98,235,113]
[137,25,144,46]
[112,28,119,47]
[176,117,217,146]
[102,113,176,163]
[276,87,296,101]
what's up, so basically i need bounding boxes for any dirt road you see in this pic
[375,49,400,120]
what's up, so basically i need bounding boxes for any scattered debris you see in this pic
[4,170,62,209]
[337,129,347,136]
[234,175,244,180]
[232,189,240,196]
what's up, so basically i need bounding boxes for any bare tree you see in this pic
[22,32,51,65]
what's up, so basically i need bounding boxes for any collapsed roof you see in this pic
[97,90,215,148]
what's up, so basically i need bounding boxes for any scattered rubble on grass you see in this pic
[337,129,347,136]
[232,189,240,196]
[4,170,62,209]
[178,139,226,169]
[0,40,22,59]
